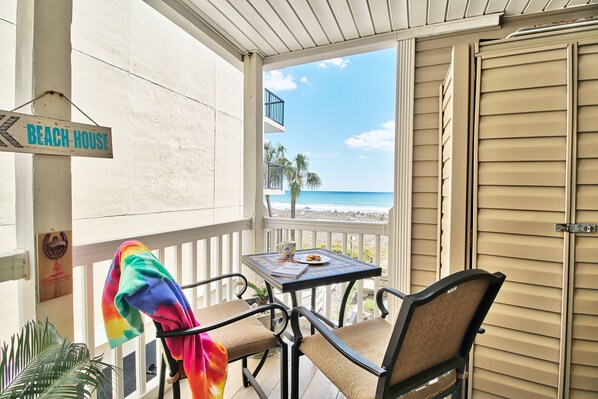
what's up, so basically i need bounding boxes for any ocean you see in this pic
[268,191,393,213]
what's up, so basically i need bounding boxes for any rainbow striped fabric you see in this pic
[102,240,228,399]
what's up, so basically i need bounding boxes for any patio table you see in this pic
[241,248,382,330]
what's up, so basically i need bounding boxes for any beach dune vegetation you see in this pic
[325,243,376,264]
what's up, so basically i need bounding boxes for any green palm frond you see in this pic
[0,318,60,395]
[246,282,269,305]
[264,142,287,164]
[284,152,322,202]
[306,172,322,189]
[0,318,117,399]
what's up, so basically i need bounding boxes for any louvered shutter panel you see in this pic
[437,44,470,280]
[471,45,569,399]
[439,63,453,279]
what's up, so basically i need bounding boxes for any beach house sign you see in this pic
[0,109,112,158]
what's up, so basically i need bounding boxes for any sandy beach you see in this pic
[271,208,389,223]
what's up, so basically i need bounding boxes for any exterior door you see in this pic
[567,40,598,398]
[469,30,598,399]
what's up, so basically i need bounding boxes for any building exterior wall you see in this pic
[0,0,244,250]
[70,0,244,243]
[0,1,18,342]
[413,11,598,399]
[0,0,243,341]
[0,1,17,253]
[410,8,598,293]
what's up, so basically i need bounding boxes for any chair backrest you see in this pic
[379,269,505,397]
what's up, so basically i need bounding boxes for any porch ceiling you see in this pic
[146,0,598,69]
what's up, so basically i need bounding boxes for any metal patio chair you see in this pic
[290,269,505,399]
[154,273,289,399]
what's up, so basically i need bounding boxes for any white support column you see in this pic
[390,38,415,310]
[15,0,74,339]
[243,53,266,256]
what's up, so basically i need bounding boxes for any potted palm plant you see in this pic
[246,281,269,307]
[0,318,117,398]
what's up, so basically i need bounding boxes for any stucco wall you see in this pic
[70,0,244,243]
[0,0,244,342]
[0,2,16,253]
[0,0,244,249]
[0,1,18,342]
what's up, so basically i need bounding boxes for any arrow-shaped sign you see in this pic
[0,110,112,158]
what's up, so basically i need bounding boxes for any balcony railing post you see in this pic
[71,219,252,399]
[263,216,389,327]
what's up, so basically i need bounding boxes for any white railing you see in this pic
[0,249,27,282]
[69,215,388,399]
[72,218,251,399]
[263,217,389,325]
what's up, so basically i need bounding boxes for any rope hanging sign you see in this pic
[0,91,112,158]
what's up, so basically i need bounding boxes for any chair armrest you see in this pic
[291,306,386,377]
[156,303,289,339]
[181,273,247,299]
[375,287,406,318]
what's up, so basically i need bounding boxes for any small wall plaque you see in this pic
[37,231,73,302]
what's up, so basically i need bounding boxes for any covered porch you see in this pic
[1,1,597,398]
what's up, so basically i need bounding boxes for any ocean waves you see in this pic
[270,201,390,213]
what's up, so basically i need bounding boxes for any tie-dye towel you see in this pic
[102,240,228,399]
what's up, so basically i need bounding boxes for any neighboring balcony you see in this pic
[264,89,285,133]
[264,161,284,195]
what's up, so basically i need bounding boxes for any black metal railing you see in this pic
[264,162,284,190]
[264,89,284,126]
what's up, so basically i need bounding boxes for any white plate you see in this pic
[295,254,330,265]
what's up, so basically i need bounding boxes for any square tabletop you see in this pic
[242,248,382,292]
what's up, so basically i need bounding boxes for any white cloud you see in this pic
[300,76,308,83]
[264,70,297,91]
[318,58,349,69]
[304,151,339,159]
[344,121,395,152]
[359,155,367,159]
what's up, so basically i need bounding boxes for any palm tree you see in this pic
[0,318,117,398]
[264,141,287,217]
[284,153,322,219]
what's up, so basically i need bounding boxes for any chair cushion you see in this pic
[300,317,458,399]
[195,299,277,362]
[300,317,392,399]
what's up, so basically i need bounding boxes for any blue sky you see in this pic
[264,48,396,193]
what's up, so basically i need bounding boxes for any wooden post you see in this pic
[243,53,266,257]
[390,38,415,315]
[15,0,74,339]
